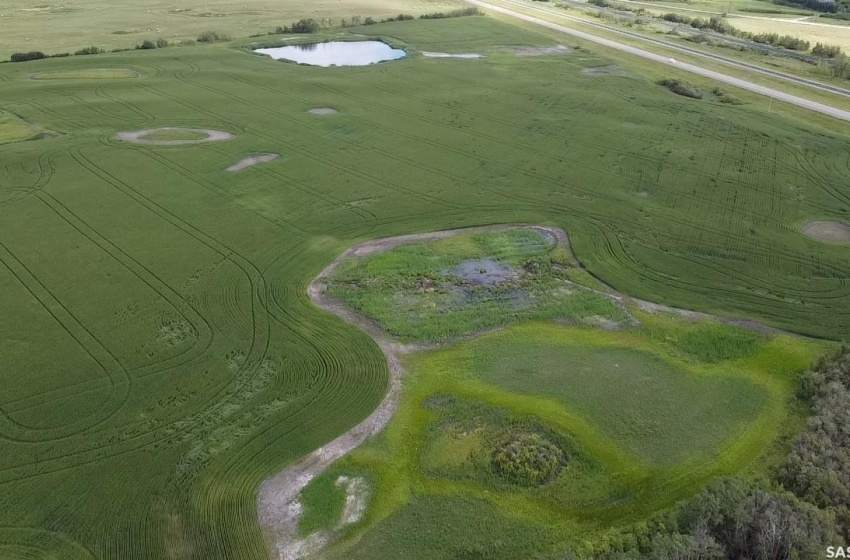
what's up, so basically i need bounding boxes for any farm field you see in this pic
[590,0,850,50]
[1,12,850,560]
[0,0,462,60]
[728,15,850,51]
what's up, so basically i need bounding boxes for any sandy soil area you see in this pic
[511,44,573,57]
[422,51,483,59]
[582,64,632,77]
[802,221,850,245]
[227,153,280,172]
[308,108,339,116]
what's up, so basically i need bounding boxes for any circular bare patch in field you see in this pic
[308,108,338,115]
[116,127,233,145]
[802,221,850,245]
[226,153,280,172]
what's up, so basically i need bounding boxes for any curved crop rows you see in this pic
[0,15,848,560]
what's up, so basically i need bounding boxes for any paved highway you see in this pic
[467,0,850,122]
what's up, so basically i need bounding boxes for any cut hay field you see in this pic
[1,13,850,560]
[0,0,462,60]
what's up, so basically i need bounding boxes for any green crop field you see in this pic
[1,11,849,560]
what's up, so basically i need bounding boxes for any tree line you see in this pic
[660,13,829,53]
[579,347,850,559]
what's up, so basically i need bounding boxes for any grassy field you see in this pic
[326,228,627,341]
[316,320,829,558]
[29,68,142,80]
[728,15,850,51]
[591,0,850,51]
[0,0,461,60]
[1,12,850,559]
[0,110,44,143]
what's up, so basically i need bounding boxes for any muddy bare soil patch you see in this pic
[450,259,515,285]
[582,65,632,77]
[116,127,233,146]
[227,153,279,172]
[509,45,572,57]
[422,51,483,59]
[308,108,338,116]
[802,221,850,245]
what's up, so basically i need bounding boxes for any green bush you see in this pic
[813,42,842,57]
[10,51,46,62]
[491,433,567,486]
[197,30,229,43]
[711,87,744,105]
[419,7,483,19]
[658,78,703,99]
[74,46,102,55]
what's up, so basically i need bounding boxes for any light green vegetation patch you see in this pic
[139,128,210,141]
[30,68,140,80]
[642,313,767,363]
[447,327,767,464]
[1,12,849,558]
[327,495,556,560]
[327,228,628,342]
[315,320,829,558]
[299,470,348,536]
[419,395,626,507]
[0,111,44,144]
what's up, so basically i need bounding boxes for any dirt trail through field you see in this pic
[256,223,799,559]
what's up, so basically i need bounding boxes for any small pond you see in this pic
[254,41,406,67]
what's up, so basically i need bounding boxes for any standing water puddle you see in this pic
[254,41,406,67]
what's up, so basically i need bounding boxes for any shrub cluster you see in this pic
[10,51,46,62]
[662,13,812,50]
[74,46,102,55]
[658,78,704,99]
[813,42,843,57]
[832,53,850,79]
[275,18,321,34]
[780,350,850,511]
[136,38,169,50]
[491,433,567,486]
[196,31,229,43]
[419,7,483,19]
[712,87,744,105]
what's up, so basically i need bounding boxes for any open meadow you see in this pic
[1,12,850,559]
[0,0,462,60]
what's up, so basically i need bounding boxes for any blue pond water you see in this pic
[255,41,406,67]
